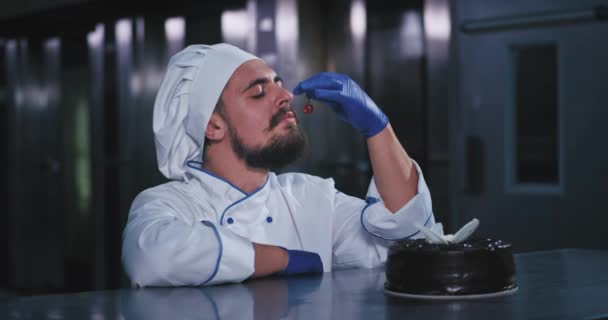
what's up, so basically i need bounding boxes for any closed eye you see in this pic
[245,75,283,99]
[274,76,283,86]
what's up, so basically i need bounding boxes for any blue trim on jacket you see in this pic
[359,196,433,241]
[218,181,268,225]
[200,220,223,285]
[187,160,270,225]
[187,160,248,195]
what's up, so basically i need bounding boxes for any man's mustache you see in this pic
[268,107,296,130]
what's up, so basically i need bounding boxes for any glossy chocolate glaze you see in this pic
[385,238,517,295]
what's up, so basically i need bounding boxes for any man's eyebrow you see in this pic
[242,75,283,93]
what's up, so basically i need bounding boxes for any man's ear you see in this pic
[205,112,227,142]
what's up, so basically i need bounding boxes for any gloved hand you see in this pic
[293,72,389,138]
[277,248,324,276]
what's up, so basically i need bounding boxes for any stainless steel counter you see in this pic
[2,249,607,319]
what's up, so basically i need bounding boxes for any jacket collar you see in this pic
[184,161,273,223]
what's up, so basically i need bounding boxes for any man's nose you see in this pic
[275,85,293,108]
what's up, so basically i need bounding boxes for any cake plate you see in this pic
[384,286,518,300]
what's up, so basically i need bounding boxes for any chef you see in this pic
[121,43,435,287]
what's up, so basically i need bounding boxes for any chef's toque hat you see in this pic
[153,43,260,181]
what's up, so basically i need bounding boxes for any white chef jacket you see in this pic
[121,160,435,287]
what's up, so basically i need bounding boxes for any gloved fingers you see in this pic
[310,89,348,119]
[311,88,343,104]
[311,89,348,112]
[293,74,343,95]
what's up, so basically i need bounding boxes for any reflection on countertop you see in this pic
[122,274,326,320]
[2,250,608,320]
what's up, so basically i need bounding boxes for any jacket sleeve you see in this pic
[121,191,255,287]
[331,160,435,269]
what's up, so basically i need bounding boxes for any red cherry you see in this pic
[303,103,314,114]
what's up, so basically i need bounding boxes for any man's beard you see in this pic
[227,110,309,170]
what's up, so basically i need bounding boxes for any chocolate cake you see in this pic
[385,238,517,296]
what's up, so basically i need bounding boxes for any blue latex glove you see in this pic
[277,248,324,276]
[293,72,389,138]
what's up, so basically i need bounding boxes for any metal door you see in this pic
[5,38,66,292]
[452,1,608,251]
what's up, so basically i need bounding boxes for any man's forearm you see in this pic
[367,123,418,213]
[251,243,289,278]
